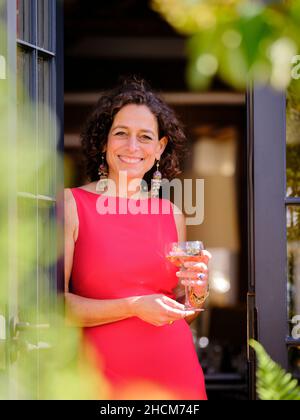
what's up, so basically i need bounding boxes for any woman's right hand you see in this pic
[129,294,196,327]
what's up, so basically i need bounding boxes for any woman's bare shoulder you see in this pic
[169,201,183,215]
[75,182,97,192]
[170,201,186,242]
[64,184,94,198]
[64,187,75,205]
[64,188,79,231]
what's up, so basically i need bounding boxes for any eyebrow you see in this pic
[112,125,155,136]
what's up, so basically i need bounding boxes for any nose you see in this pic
[127,135,140,153]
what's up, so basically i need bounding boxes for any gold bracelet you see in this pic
[189,290,210,307]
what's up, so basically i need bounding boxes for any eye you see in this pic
[141,135,152,141]
[115,131,126,136]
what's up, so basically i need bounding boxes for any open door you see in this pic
[247,82,300,398]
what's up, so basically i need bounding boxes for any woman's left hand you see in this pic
[176,250,212,297]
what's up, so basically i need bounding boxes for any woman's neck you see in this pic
[95,175,150,199]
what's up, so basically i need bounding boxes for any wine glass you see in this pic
[165,241,208,312]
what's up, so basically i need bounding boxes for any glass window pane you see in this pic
[287,206,300,336]
[17,0,34,43]
[17,196,38,326]
[37,0,44,48]
[37,0,52,51]
[38,55,54,196]
[17,47,33,102]
[286,83,300,198]
[17,47,36,194]
[38,202,56,318]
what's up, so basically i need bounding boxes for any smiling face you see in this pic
[104,104,168,183]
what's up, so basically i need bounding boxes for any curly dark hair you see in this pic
[80,74,189,189]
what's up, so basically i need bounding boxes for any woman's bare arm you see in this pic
[65,292,138,327]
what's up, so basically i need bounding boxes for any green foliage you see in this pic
[250,340,300,400]
[151,0,300,91]
[16,310,108,400]
[0,10,106,400]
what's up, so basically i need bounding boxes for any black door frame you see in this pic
[246,0,294,401]
[247,85,288,399]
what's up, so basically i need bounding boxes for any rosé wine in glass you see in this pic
[166,241,208,312]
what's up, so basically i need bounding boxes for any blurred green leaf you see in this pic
[250,340,300,400]
[0,8,107,400]
[151,0,300,91]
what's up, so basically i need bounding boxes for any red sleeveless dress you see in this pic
[70,188,207,400]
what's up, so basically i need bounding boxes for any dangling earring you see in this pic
[151,159,162,198]
[96,153,109,193]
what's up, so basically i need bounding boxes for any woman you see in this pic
[64,76,211,400]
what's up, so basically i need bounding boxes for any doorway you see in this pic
[64,0,249,400]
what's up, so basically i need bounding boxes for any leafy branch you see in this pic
[250,339,300,400]
[151,0,300,92]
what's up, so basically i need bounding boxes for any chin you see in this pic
[125,169,145,179]
[117,164,149,177]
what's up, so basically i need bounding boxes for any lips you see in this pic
[118,155,144,164]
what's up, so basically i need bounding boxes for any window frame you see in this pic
[1,0,64,395]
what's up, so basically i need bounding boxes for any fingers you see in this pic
[160,301,193,320]
[180,279,207,286]
[162,296,185,310]
[176,271,207,281]
[160,297,196,320]
[142,294,198,327]
[178,251,211,288]
[201,250,212,266]
[177,263,208,280]
[170,250,211,265]
[183,261,208,271]
[181,250,212,268]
